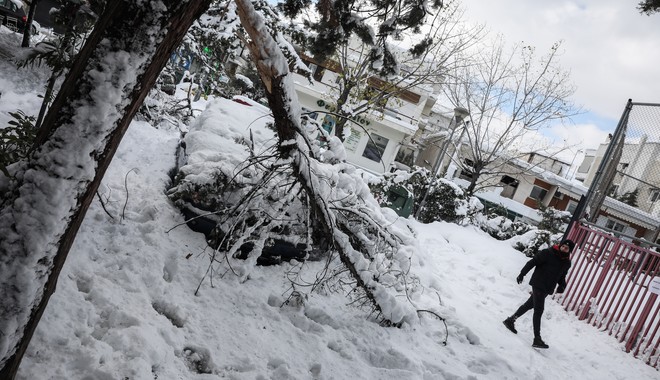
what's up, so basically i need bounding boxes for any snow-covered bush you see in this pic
[509,229,563,257]
[368,167,425,204]
[478,215,532,240]
[537,204,571,233]
[369,167,482,224]
[0,111,36,177]
[419,179,467,223]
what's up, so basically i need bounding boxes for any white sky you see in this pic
[460,0,660,151]
[0,17,658,378]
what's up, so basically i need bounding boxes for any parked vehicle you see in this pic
[0,0,39,35]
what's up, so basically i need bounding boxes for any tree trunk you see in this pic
[34,74,57,130]
[234,0,397,326]
[333,86,352,142]
[0,1,211,377]
[21,0,39,48]
[466,167,482,196]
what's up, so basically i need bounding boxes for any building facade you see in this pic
[579,137,660,218]
[449,147,660,244]
[289,51,440,175]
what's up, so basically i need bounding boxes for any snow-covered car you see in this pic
[0,0,39,34]
[168,95,312,265]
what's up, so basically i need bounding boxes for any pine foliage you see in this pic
[617,188,639,207]
[537,204,571,234]
[638,0,660,14]
[277,0,445,76]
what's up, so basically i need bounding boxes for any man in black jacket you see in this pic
[503,239,575,348]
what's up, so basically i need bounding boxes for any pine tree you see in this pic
[638,0,660,14]
[275,0,475,141]
[618,188,639,207]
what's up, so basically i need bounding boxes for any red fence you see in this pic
[558,223,660,368]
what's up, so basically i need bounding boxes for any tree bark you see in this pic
[21,0,39,48]
[333,84,352,142]
[0,1,211,377]
[234,0,397,326]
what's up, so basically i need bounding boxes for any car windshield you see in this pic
[1,0,19,12]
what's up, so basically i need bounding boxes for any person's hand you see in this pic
[516,274,524,284]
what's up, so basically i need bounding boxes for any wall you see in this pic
[295,88,410,174]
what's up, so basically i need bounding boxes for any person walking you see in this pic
[503,239,575,348]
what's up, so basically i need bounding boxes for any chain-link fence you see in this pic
[577,100,660,245]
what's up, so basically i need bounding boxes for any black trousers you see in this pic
[512,287,548,338]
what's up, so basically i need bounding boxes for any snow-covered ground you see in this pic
[1,27,658,379]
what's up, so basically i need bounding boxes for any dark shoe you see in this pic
[503,317,517,334]
[532,337,549,349]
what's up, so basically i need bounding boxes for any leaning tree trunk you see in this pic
[0,1,211,377]
[234,0,401,326]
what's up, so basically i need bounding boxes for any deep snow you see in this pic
[0,26,657,380]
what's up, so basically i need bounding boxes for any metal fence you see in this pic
[560,222,660,368]
[579,100,660,243]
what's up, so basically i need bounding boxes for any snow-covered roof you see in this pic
[505,154,660,229]
[601,196,660,229]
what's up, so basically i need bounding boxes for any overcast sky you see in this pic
[460,0,660,151]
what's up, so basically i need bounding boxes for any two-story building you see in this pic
[289,48,441,175]
[446,145,660,244]
[578,136,660,217]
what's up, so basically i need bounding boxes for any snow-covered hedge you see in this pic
[369,167,483,224]
[476,215,532,241]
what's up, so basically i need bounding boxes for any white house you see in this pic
[289,45,442,175]
[579,136,660,217]
[446,145,660,244]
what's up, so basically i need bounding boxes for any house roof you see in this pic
[601,196,660,229]
[506,154,660,229]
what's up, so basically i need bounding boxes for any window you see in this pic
[320,115,335,135]
[605,219,626,233]
[458,159,475,181]
[313,115,336,148]
[608,184,619,197]
[362,133,389,162]
[300,108,318,127]
[650,189,660,203]
[394,147,415,167]
[300,108,319,139]
[500,175,519,186]
[0,0,19,11]
[499,176,519,199]
[313,65,326,82]
[530,186,548,201]
[566,200,578,214]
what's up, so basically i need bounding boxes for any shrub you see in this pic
[369,167,482,224]
[537,204,571,233]
[418,178,470,223]
[479,215,532,240]
[0,110,36,177]
[510,229,563,257]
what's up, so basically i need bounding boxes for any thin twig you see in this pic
[417,309,449,346]
[121,168,137,220]
[95,190,115,220]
